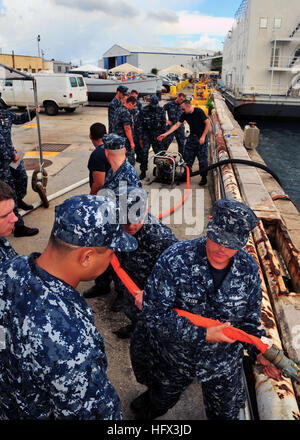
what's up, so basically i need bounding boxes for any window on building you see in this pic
[69,77,78,87]
[274,18,282,29]
[57,66,62,72]
[270,47,280,67]
[260,18,268,29]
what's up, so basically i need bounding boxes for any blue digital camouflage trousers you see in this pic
[130,323,245,420]
[183,134,208,175]
[0,161,27,227]
[140,133,165,173]
[125,141,136,166]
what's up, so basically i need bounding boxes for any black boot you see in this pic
[130,390,150,413]
[14,225,39,237]
[134,403,169,420]
[139,171,146,180]
[83,284,110,299]
[18,200,33,211]
[199,173,207,186]
[113,324,135,339]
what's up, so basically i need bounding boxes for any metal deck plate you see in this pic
[40,143,71,152]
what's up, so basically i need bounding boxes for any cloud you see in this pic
[146,9,179,23]
[177,35,220,51]
[53,0,139,17]
[159,11,234,37]
[0,1,233,66]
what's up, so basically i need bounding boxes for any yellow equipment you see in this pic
[191,82,212,116]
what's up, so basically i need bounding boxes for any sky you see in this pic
[0,0,243,66]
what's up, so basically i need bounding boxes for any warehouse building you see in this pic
[100,44,215,73]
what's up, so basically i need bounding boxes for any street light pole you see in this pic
[37,35,41,58]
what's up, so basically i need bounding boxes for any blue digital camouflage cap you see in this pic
[103,133,126,150]
[117,85,128,94]
[206,199,258,250]
[51,195,138,251]
[116,184,148,224]
[149,95,159,107]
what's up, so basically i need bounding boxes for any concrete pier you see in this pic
[6,85,300,419]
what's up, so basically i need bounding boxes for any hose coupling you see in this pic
[263,345,300,384]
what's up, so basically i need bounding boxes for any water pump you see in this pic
[153,151,186,184]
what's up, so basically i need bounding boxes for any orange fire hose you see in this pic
[110,255,268,354]
[156,166,190,219]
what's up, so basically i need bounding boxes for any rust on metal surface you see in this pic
[275,221,300,293]
[253,220,290,298]
[293,411,300,420]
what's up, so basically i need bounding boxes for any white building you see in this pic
[220,0,300,117]
[100,44,215,73]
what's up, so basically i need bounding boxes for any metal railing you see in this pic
[269,55,300,70]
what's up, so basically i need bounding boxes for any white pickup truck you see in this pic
[0,73,88,115]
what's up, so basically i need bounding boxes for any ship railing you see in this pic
[269,55,300,70]
[220,83,300,98]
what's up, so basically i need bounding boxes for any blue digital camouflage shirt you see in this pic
[0,253,122,420]
[131,237,265,386]
[108,97,122,133]
[163,100,183,125]
[112,106,134,142]
[0,108,36,162]
[138,104,167,139]
[117,212,178,289]
[115,213,178,322]
[0,237,17,264]
[101,159,141,193]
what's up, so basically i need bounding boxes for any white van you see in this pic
[0,73,88,115]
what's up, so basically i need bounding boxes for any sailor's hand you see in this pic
[157,134,166,141]
[134,290,143,310]
[167,120,172,126]
[130,143,135,150]
[206,322,235,343]
[34,105,40,113]
[199,135,205,145]
[13,153,20,162]
[256,353,282,381]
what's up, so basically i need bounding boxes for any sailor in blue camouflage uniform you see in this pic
[112,185,179,338]
[158,99,211,186]
[108,85,128,133]
[101,133,141,193]
[0,194,138,419]
[162,93,186,156]
[138,96,167,180]
[0,181,18,264]
[84,134,141,309]
[130,199,274,420]
[129,90,143,165]
[111,96,137,166]
[0,95,39,236]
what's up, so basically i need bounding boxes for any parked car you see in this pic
[159,76,177,93]
[0,73,88,115]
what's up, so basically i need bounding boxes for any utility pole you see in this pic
[12,50,15,68]
[37,35,41,58]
